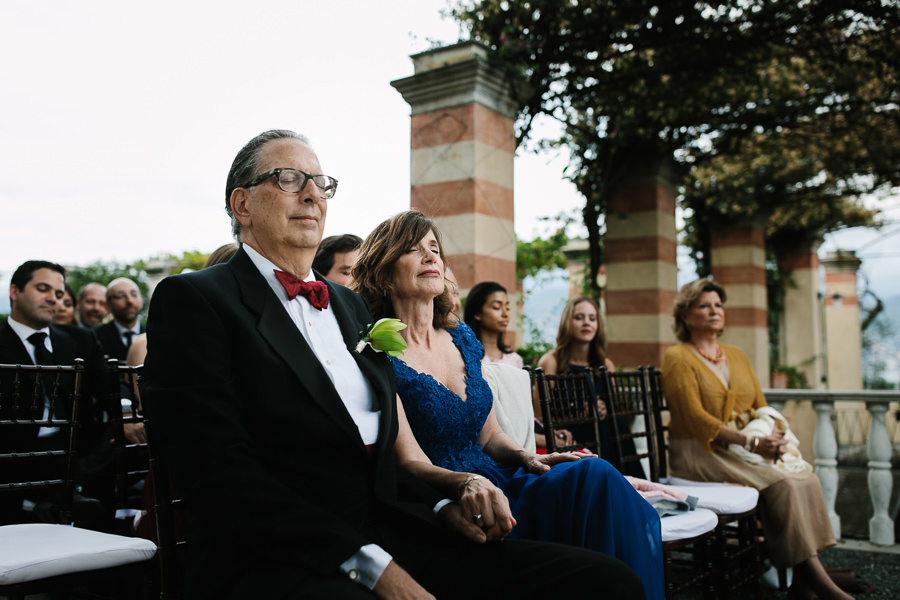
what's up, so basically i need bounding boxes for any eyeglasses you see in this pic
[240,168,338,199]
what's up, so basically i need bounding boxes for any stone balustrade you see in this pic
[764,389,900,546]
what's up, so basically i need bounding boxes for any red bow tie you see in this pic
[274,270,329,310]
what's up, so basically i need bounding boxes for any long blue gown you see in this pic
[390,323,665,600]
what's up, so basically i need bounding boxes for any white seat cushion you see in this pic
[659,507,718,543]
[0,523,157,585]
[665,478,759,515]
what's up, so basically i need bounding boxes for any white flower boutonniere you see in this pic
[355,318,407,357]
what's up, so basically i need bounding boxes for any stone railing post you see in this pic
[867,402,895,545]
[812,401,841,539]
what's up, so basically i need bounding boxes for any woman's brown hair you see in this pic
[553,296,607,375]
[672,278,727,342]
[351,210,456,329]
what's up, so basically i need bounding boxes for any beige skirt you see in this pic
[669,437,836,568]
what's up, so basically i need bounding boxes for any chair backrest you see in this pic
[534,367,602,455]
[106,360,149,512]
[0,360,85,525]
[144,418,187,599]
[599,367,659,481]
[482,363,536,452]
[645,366,671,480]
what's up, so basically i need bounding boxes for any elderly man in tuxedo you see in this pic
[141,130,641,600]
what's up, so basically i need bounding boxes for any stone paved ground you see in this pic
[676,539,899,600]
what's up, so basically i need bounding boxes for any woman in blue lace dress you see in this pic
[352,210,664,600]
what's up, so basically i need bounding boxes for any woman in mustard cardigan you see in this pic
[662,279,852,600]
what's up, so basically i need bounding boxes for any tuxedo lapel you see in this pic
[0,325,31,365]
[324,280,398,457]
[49,325,77,364]
[228,250,363,444]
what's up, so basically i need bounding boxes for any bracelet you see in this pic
[457,475,483,500]
[751,437,760,453]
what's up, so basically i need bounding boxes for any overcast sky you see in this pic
[2,0,898,309]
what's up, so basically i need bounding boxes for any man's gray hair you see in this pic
[225,129,312,243]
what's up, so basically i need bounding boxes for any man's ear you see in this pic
[9,284,18,304]
[230,188,252,228]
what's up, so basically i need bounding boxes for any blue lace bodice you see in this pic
[390,323,499,473]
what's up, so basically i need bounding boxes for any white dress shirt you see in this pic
[242,245,390,588]
[7,317,58,436]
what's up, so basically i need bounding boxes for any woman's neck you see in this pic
[393,297,437,348]
[567,340,591,366]
[480,331,502,357]
[690,332,719,353]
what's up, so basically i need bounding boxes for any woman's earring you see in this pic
[685,322,690,330]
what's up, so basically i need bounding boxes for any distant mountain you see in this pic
[522,270,569,345]
[865,294,900,387]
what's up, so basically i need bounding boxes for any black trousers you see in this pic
[210,519,644,600]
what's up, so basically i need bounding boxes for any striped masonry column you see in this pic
[710,223,769,380]
[822,250,863,390]
[391,42,519,346]
[774,242,823,462]
[605,161,678,369]
[778,243,824,389]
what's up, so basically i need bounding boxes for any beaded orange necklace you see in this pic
[694,344,724,363]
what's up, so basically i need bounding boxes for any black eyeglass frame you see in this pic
[240,168,338,198]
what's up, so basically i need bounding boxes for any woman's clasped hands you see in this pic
[753,429,789,463]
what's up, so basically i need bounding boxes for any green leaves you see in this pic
[355,318,408,357]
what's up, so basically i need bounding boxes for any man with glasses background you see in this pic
[141,129,637,599]
[96,277,144,361]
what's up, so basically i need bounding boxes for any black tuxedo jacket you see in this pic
[0,323,107,444]
[96,320,146,361]
[141,248,446,596]
[0,323,109,523]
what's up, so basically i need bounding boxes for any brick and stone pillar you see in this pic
[778,241,825,389]
[391,42,520,345]
[605,157,678,369]
[822,250,863,389]
[774,240,824,461]
[710,221,769,379]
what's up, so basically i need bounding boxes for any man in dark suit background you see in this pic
[141,130,640,599]
[95,277,145,361]
[0,260,111,527]
[313,233,362,286]
[76,282,108,328]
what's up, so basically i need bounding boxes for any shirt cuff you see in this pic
[433,498,455,514]
[339,544,392,590]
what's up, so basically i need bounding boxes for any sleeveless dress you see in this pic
[390,323,664,600]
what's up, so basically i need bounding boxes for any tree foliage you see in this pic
[451,0,900,286]
[516,226,569,280]
[66,261,150,298]
[65,250,210,298]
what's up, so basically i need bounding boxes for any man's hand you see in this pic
[372,561,435,600]
[124,422,147,444]
[438,490,515,543]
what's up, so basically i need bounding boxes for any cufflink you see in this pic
[347,568,359,581]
